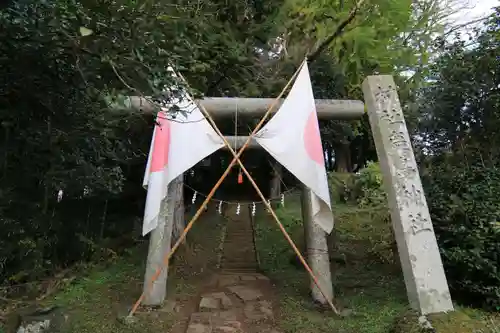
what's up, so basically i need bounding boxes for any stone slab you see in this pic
[204,292,233,309]
[218,310,239,322]
[213,321,242,333]
[213,327,238,333]
[190,310,239,327]
[218,275,241,287]
[243,300,274,323]
[255,275,270,281]
[228,285,263,302]
[200,296,221,311]
[186,323,212,333]
[190,312,213,324]
[240,275,257,281]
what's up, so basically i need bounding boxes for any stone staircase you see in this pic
[220,205,259,272]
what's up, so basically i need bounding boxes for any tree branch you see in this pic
[308,0,365,63]
[443,16,489,37]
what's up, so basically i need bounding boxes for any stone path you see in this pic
[181,203,281,332]
[180,205,281,333]
[220,205,259,272]
[185,272,281,333]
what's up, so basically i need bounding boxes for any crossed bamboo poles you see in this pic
[128,58,340,317]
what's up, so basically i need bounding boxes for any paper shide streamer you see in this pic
[57,189,64,203]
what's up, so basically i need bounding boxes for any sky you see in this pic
[450,0,498,31]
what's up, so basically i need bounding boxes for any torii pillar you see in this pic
[130,96,365,307]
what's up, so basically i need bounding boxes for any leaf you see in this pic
[79,26,93,36]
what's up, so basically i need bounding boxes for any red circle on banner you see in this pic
[151,112,171,172]
[304,110,324,165]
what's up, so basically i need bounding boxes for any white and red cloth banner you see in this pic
[254,61,334,233]
[142,74,224,235]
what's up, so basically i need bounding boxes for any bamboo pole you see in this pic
[127,59,306,318]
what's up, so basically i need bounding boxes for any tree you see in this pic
[0,0,282,282]
[418,7,500,309]
[257,0,479,171]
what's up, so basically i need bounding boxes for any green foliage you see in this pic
[255,195,499,332]
[0,0,281,283]
[327,172,353,203]
[350,162,387,207]
[417,15,500,157]
[271,0,450,172]
[418,9,500,310]
[423,158,500,310]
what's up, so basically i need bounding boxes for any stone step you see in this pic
[221,257,256,262]
[223,247,253,249]
[221,257,257,262]
[224,235,253,239]
[221,256,256,260]
[223,236,253,240]
[222,250,255,254]
[223,239,254,243]
[221,265,259,270]
[221,261,257,266]
[222,254,255,258]
[222,253,255,257]
[221,255,256,259]
[224,231,253,235]
[220,206,258,272]
[222,251,255,256]
[223,236,252,239]
[223,244,254,248]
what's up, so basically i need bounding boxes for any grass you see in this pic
[0,206,226,333]
[46,253,176,333]
[254,194,500,333]
[2,195,498,333]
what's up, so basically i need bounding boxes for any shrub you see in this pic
[351,161,387,207]
[422,157,500,310]
[328,172,354,203]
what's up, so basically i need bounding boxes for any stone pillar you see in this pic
[301,186,334,305]
[362,75,453,315]
[171,176,184,243]
[143,175,183,306]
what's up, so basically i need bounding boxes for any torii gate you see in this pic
[128,95,364,307]
[128,75,454,316]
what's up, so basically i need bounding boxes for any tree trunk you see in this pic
[334,142,352,172]
[326,145,334,171]
[269,160,282,200]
